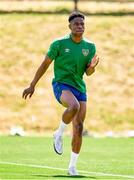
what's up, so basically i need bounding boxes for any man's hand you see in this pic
[88,54,99,68]
[86,55,99,76]
[22,85,35,99]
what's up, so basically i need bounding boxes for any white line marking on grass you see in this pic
[0,161,134,179]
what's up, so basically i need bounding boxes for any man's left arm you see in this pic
[86,55,99,76]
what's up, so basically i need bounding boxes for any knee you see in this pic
[74,122,83,136]
[70,103,80,114]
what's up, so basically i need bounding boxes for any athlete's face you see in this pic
[69,17,85,37]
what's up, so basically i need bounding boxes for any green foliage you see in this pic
[0,1,134,15]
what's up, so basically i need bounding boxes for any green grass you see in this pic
[0,136,134,179]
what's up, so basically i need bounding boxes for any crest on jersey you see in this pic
[82,49,89,57]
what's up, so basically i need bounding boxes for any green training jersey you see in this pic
[47,34,96,93]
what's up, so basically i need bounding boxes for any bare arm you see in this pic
[86,66,95,76]
[86,55,99,76]
[22,55,52,99]
[30,55,52,87]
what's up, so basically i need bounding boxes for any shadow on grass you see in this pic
[0,10,134,16]
[54,175,96,178]
[33,174,97,179]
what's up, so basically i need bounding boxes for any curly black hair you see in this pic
[68,11,85,22]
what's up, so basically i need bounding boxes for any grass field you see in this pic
[0,136,134,179]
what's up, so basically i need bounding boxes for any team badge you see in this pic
[82,49,89,57]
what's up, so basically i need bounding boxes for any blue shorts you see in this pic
[52,82,87,104]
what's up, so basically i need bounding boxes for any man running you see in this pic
[22,11,99,176]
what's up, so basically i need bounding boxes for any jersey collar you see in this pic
[70,34,83,44]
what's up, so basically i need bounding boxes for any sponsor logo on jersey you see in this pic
[65,48,70,53]
[82,49,89,57]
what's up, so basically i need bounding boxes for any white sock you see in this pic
[69,151,79,168]
[56,120,67,136]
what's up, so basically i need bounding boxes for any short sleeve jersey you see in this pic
[47,34,96,93]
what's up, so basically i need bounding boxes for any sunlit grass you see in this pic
[0,136,134,179]
[0,13,134,134]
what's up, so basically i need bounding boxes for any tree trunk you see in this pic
[74,0,78,11]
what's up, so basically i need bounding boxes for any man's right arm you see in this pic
[30,55,52,88]
[22,55,52,99]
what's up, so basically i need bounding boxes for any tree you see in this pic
[74,0,79,11]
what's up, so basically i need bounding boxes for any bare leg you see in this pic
[68,101,86,175]
[53,90,81,155]
[60,91,86,153]
[60,90,80,124]
[72,101,86,153]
